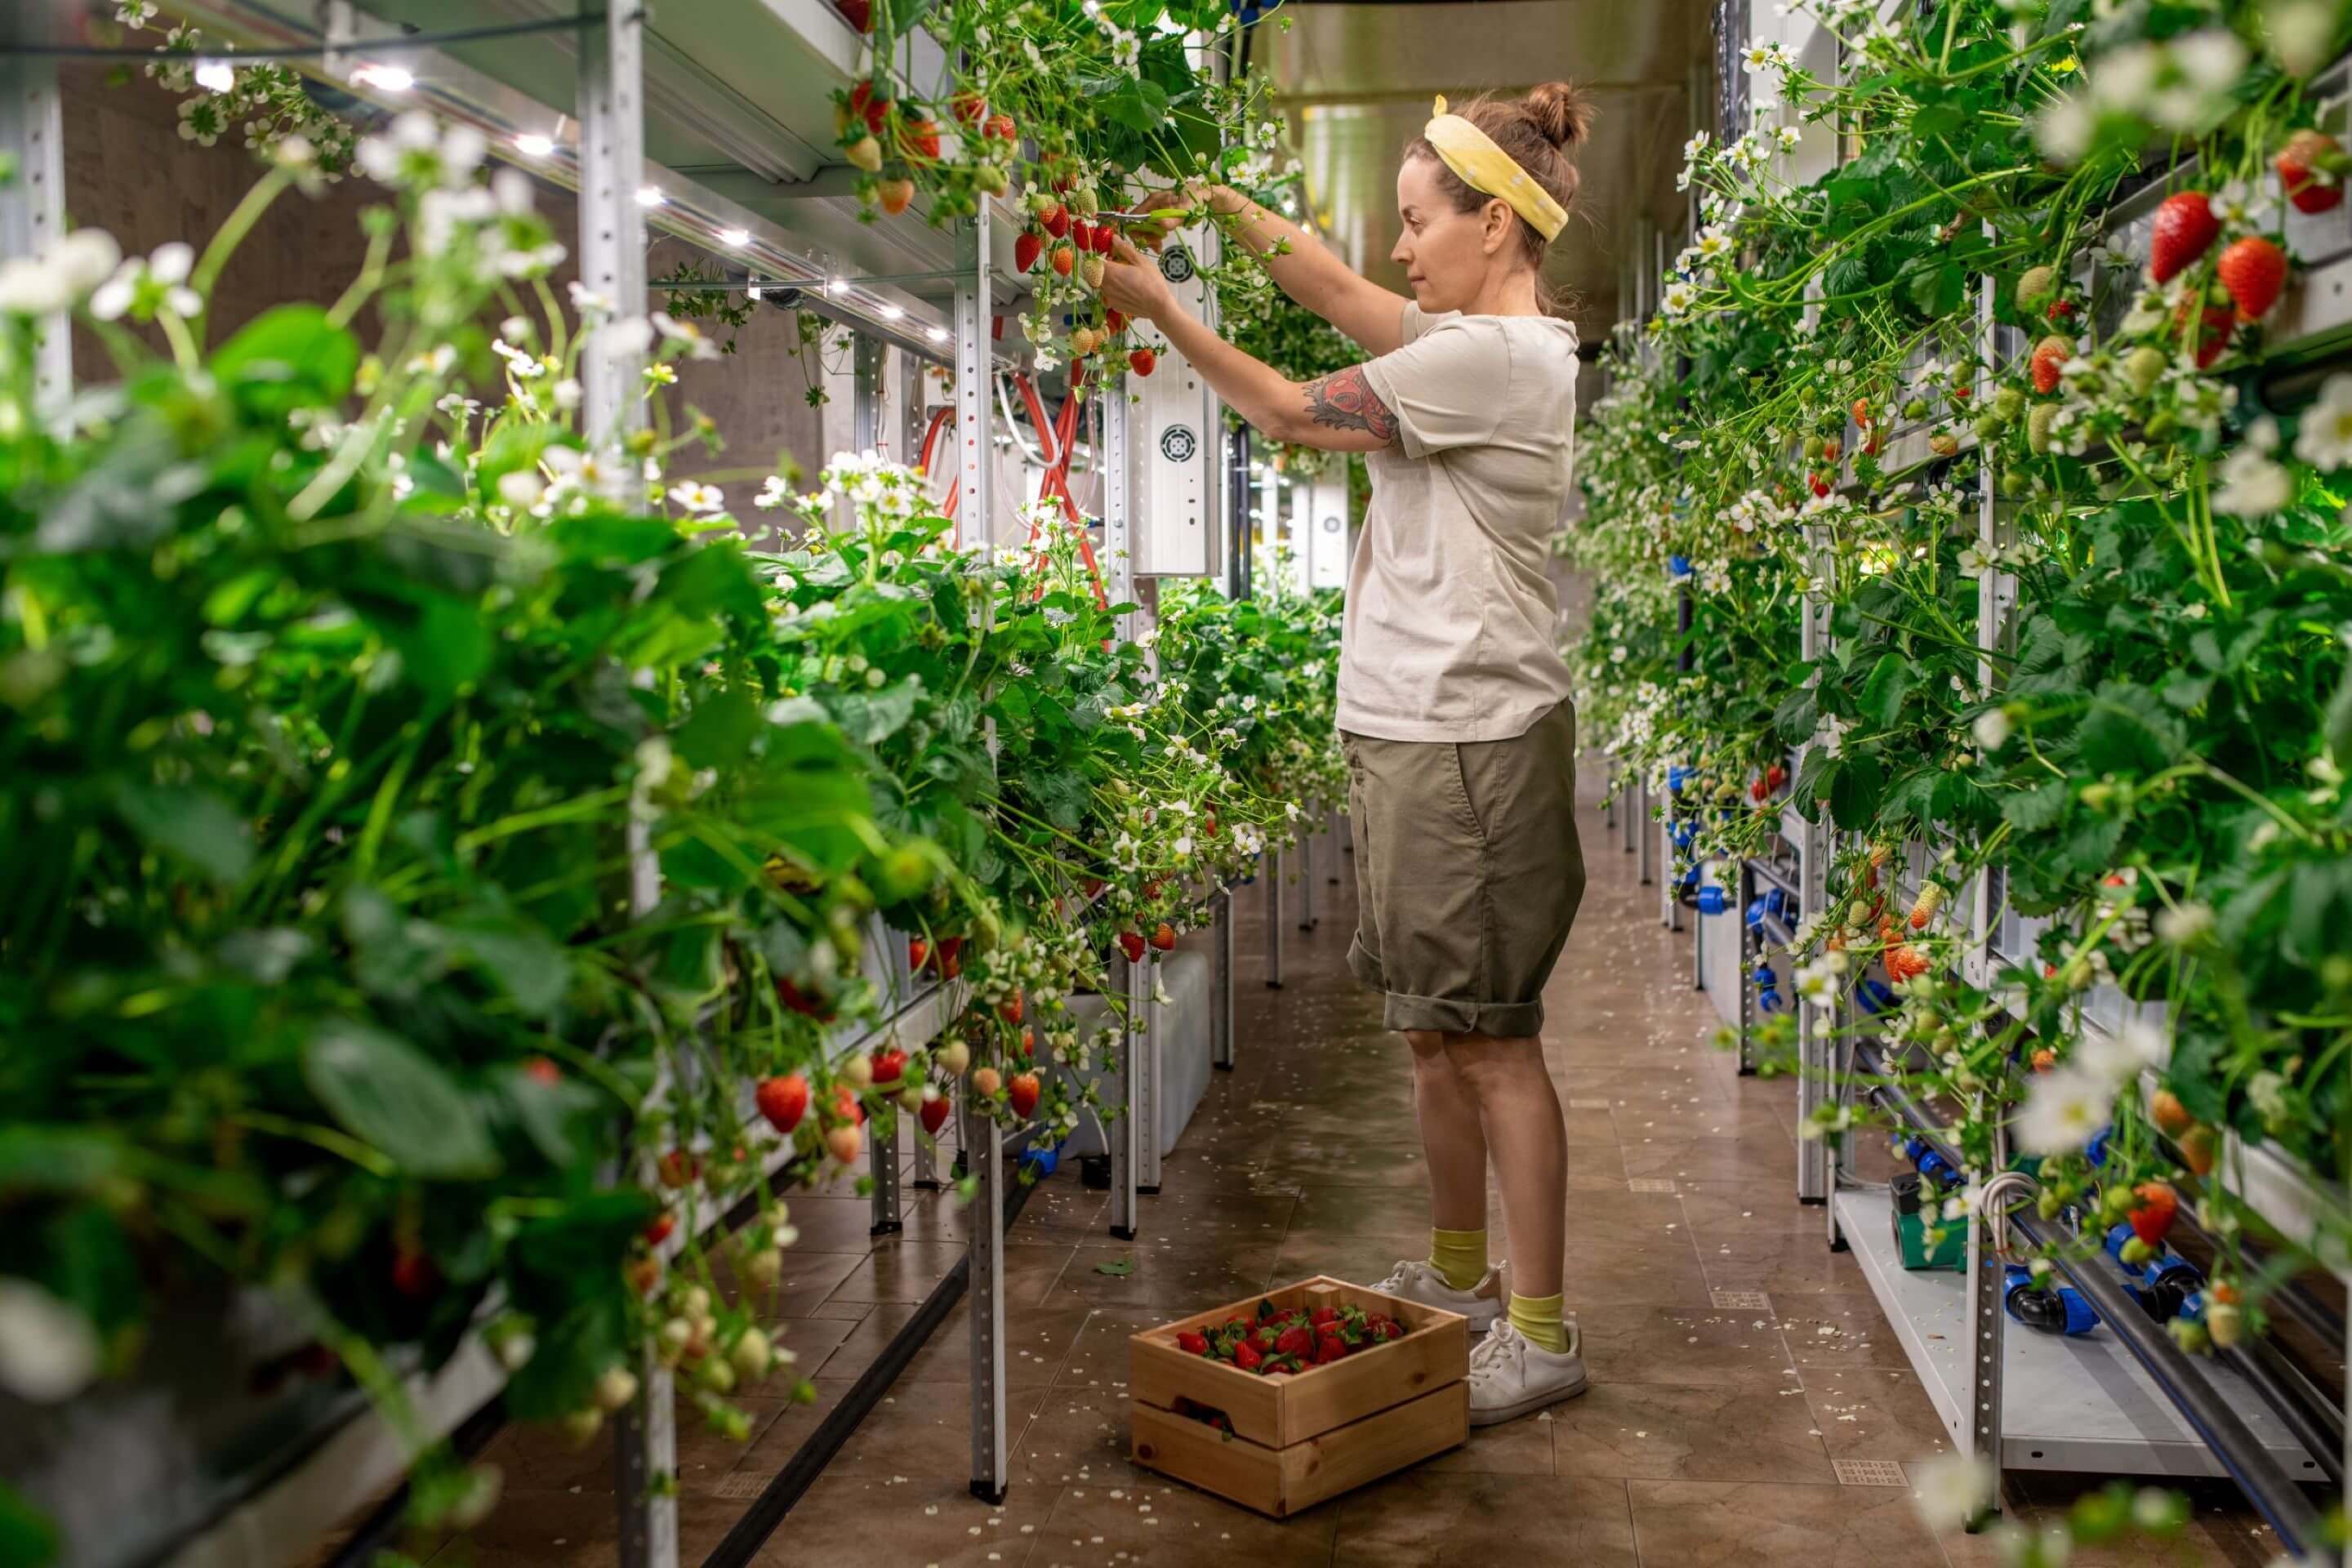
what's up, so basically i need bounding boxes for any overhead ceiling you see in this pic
[1256,0,1712,346]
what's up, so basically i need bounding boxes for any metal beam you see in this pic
[0,36,69,411]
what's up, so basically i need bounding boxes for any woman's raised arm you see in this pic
[1196,185,1409,356]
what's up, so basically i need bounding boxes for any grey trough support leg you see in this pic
[1326,808,1343,883]
[1964,1186,2007,1524]
[966,1082,1010,1504]
[870,1110,902,1236]
[1136,952,1160,1195]
[1107,954,1142,1238]
[1265,848,1284,988]
[1210,893,1236,1071]
[912,1112,941,1189]
[1298,817,1318,931]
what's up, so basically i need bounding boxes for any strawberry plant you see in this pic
[1568,0,2352,1456]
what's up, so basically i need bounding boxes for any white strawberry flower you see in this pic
[90,240,199,322]
[668,480,725,513]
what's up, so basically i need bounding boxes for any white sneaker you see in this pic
[1368,1258,1504,1332]
[1468,1319,1588,1426]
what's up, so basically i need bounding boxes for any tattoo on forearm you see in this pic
[1303,366,1398,444]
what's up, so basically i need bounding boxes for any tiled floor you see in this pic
[427,800,2285,1567]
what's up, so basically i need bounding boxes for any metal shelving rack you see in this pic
[1666,3,2352,1551]
[0,1,1276,1561]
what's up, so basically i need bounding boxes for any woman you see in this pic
[1100,82,1594,1425]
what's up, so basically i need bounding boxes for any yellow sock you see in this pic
[1428,1227,1487,1293]
[1508,1291,1571,1354]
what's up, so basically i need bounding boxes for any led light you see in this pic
[825,278,848,297]
[635,185,666,207]
[514,132,556,157]
[352,62,413,92]
[194,59,235,93]
[746,282,764,301]
[926,325,949,342]
[718,227,752,247]
[877,303,905,320]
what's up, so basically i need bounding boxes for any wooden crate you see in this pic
[1128,1275,1469,1517]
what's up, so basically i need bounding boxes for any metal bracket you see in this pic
[964,1080,1009,1504]
[869,1111,902,1236]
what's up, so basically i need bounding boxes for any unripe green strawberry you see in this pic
[1803,434,1824,460]
[1973,411,2006,442]
[2016,264,2056,314]
[2001,468,2028,497]
[2027,403,2060,455]
[1903,397,1929,421]
[2122,345,2166,397]
[1993,385,2025,421]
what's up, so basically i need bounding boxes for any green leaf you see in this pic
[1860,653,1913,728]
[209,305,359,417]
[2077,681,2183,777]
[359,590,492,699]
[303,1020,501,1181]
[110,780,254,884]
[2001,781,2069,832]
[674,687,764,771]
[0,1484,58,1568]
[1827,752,1886,830]
[2323,651,2352,773]
[1093,1258,1136,1276]
[1772,686,1818,744]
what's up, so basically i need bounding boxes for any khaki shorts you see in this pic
[1340,700,1585,1036]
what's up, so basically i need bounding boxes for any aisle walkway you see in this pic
[445,800,2281,1567]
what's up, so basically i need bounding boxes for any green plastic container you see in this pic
[1890,1172,1967,1271]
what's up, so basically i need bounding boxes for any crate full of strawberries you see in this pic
[1128,1275,1468,1517]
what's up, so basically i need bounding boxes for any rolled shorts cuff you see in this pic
[1379,991,1546,1038]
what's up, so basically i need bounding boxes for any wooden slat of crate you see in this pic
[1132,1381,1470,1518]
[1129,1276,1470,1450]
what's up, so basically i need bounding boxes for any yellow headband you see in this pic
[1423,95,1567,243]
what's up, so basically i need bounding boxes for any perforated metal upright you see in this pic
[572,7,673,1561]
[1264,845,1285,987]
[1793,518,1836,1209]
[1297,817,1319,931]
[1100,372,1150,1228]
[0,17,69,412]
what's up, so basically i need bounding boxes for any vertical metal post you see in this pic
[851,331,884,452]
[954,203,996,551]
[1102,359,1134,629]
[1264,848,1285,987]
[964,1080,1010,1503]
[1297,816,1317,931]
[581,8,670,1565]
[1325,807,1342,884]
[1209,893,1236,1070]
[1794,820,1832,1203]
[1107,952,1142,1238]
[1135,952,1161,1194]
[912,1116,940,1188]
[1638,785,1655,887]
[577,0,646,470]
[869,1109,902,1236]
[1735,862,1755,1073]
[1964,1152,2007,1513]
[0,33,70,412]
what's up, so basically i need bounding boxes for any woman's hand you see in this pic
[1099,234,1179,325]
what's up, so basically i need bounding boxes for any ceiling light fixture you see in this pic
[514,132,556,157]
[718,227,752,247]
[877,303,905,320]
[194,60,235,93]
[635,185,665,207]
[351,62,413,92]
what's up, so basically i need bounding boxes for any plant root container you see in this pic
[1127,1275,1469,1517]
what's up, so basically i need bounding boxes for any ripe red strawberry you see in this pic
[2276,129,2344,213]
[643,1212,675,1246]
[848,81,890,134]
[951,91,987,126]
[1178,1330,1211,1356]
[1273,1324,1312,1356]
[2029,334,2073,395]
[1040,203,1069,239]
[919,1092,952,1136]
[1151,922,1176,951]
[903,118,942,158]
[2046,297,2076,320]
[1129,347,1156,376]
[1091,222,1115,255]
[1083,876,1106,898]
[985,113,1016,142]
[2149,191,2220,283]
[390,1246,436,1298]
[1105,308,1128,333]
[2217,234,2286,322]
[1310,1306,1338,1329]
[776,976,832,1020]
[1232,1339,1263,1371]
[1117,930,1146,963]
[523,1055,562,1085]
[870,1047,906,1088]
[756,1072,810,1133]
[938,936,963,978]
[1017,1028,1035,1060]
[1315,1334,1348,1365]
[832,1083,865,1126]
[1070,219,1094,253]
[1013,232,1042,273]
[1766,763,1787,791]
[2128,1181,2179,1245]
[1806,470,1830,498]
[908,936,930,971]
[1851,397,1873,427]
[1749,776,1769,803]
[1000,993,1023,1026]
[1050,244,1075,278]
[1007,1071,1040,1119]
[657,1149,699,1188]
[1820,437,1841,463]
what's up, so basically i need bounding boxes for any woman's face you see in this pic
[1391,155,1508,314]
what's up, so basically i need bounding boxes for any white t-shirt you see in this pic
[1338,301,1580,742]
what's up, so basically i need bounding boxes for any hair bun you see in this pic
[1521,81,1595,151]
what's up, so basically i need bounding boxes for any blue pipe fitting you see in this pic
[1695,885,1728,915]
